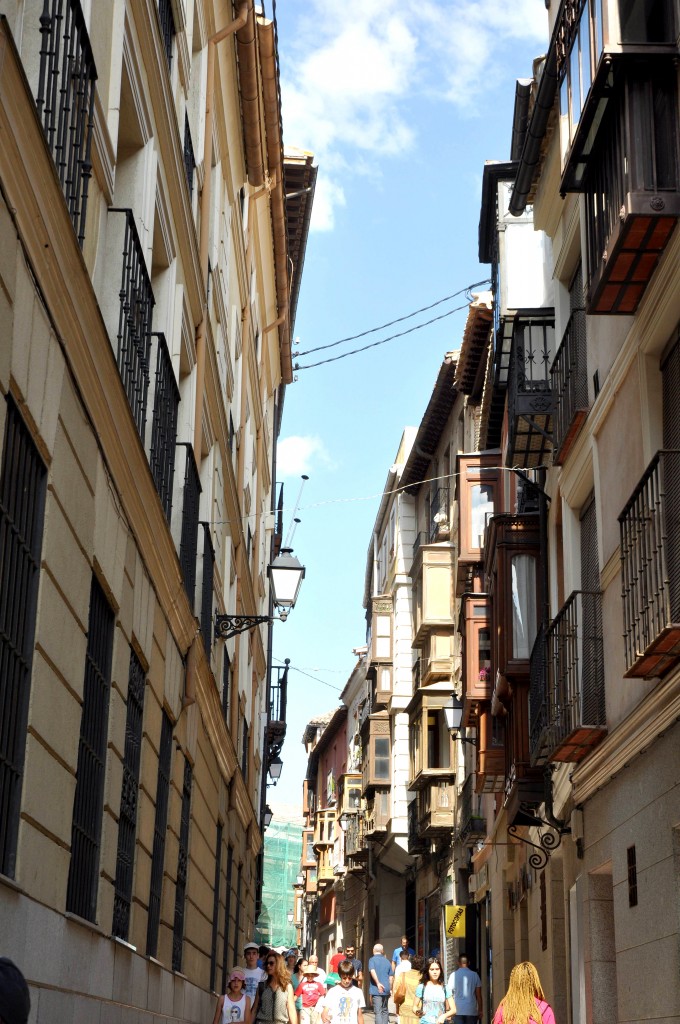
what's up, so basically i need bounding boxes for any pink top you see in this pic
[493,999,555,1024]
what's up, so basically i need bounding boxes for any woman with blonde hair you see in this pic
[492,962,556,1024]
[252,952,298,1024]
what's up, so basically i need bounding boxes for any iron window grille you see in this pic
[200,522,215,656]
[184,113,195,196]
[220,845,234,993]
[241,719,249,783]
[0,397,47,878]
[429,486,450,542]
[146,710,173,957]
[66,574,115,922]
[36,0,97,247]
[177,443,202,611]
[112,648,146,940]
[222,651,231,725]
[210,822,223,992]
[529,626,550,766]
[172,757,193,972]
[158,0,176,71]
[109,209,155,441]
[627,845,638,907]
[233,863,242,958]
[149,332,180,522]
[551,308,588,464]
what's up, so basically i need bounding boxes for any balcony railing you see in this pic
[529,627,549,766]
[200,523,215,656]
[158,0,175,71]
[36,0,97,247]
[407,799,426,855]
[429,487,450,541]
[184,113,195,196]
[456,774,486,845]
[149,333,180,522]
[546,591,606,761]
[507,316,555,469]
[344,814,367,859]
[109,209,155,441]
[178,443,201,610]
[551,309,588,464]
[619,450,680,677]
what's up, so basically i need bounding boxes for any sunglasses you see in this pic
[266,960,277,966]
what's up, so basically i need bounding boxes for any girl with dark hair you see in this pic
[413,958,454,1024]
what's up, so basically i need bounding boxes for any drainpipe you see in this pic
[193,0,250,462]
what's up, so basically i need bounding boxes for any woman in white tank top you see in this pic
[213,967,253,1024]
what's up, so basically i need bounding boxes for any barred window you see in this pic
[66,574,115,921]
[233,862,243,961]
[201,523,215,656]
[146,711,173,956]
[220,843,234,992]
[112,648,146,940]
[0,397,47,877]
[222,651,231,726]
[210,822,223,991]
[178,444,201,611]
[172,758,193,972]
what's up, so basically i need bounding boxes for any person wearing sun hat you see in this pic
[0,958,31,1024]
[212,967,252,1024]
[294,963,326,1024]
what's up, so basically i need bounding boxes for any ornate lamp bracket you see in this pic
[215,613,272,640]
[508,800,571,871]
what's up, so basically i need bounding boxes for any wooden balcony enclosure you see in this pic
[411,544,456,647]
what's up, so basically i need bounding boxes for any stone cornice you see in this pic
[571,669,680,804]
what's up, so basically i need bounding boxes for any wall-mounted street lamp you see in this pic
[444,695,477,746]
[268,754,283,782]
[287,909,294,924]
[263,805,273,828]
[295,873,305,887]
[215,548,306,640]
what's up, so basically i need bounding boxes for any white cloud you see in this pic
[277,435,335,477]
[281,0,549,230]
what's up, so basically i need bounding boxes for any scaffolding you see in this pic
[255,817,302,948]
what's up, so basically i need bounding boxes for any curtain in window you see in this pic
[511,554,537,658]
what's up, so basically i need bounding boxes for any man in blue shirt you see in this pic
[391,936,415,972]
[445,955,482,1024]
[368,943,393,1024]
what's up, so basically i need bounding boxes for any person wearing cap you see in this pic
[243,942,267,1000]
[0,958,31,1024]
[213,967,252,1024]
[293,963,326,1024]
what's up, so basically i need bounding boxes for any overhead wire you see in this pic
[294,279,491,357]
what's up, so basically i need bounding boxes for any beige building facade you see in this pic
[0,0,313,1020]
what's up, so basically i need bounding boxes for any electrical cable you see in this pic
[294,301,472,370]
[294,279,491,357]
[272,657,343,693]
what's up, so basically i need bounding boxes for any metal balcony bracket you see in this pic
[519,415,554,443]
[215,613,271,640]
[508,803,570,871]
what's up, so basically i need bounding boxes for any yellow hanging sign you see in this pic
[445,905,466,938]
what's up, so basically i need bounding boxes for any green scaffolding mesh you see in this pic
[255,816,302,949]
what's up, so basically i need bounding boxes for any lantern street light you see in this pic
[268,753,283,782]
[263,805,273,828]
[444,695,477,746]
[215,548,306,640]
[287,909,294,924]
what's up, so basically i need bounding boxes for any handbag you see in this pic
[394,974,407,1009]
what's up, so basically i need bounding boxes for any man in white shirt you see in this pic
[394,950,411,978]
[308,954,327,988]
[446,956,482,1024]
[242,941,266,1001]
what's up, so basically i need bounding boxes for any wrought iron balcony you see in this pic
[619,450,680,677]
[158,0,176,71]
[178,443,201,611]
[506,314,555,468]
[200,523,215,656]
[529,627,550,766]
[184,113,195,196]
[584,61,680,314]
[456,774,486,845]
[109,209,155,441]
[407,799,427,855]
[546,591,606,761]
[149,333,180,522]
[36,0,97,247]
[267,660,289,748]
[551,309,588,465]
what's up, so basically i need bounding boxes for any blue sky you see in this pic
[267,0,548,816]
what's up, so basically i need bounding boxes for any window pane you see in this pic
[374,737,390,779]
[570,44,582,129]
[580,2,592,100]
[470,484,495,549]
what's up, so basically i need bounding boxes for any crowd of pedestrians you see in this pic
[0,935,554,1024]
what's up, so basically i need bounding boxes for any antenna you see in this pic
[284,475,308,547]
